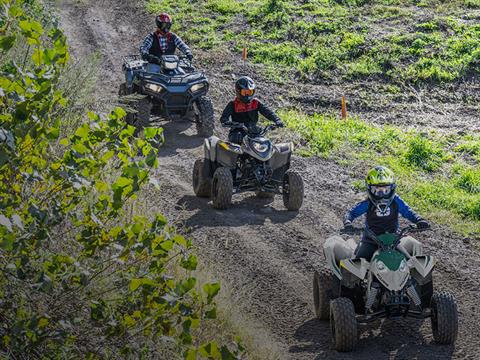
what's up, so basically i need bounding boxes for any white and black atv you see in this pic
[314,226,458,352]
[192,122,304,210]
[119,54,214,136]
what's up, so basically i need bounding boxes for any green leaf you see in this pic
[0,35,16,51]
[129,278,156,292]
[220,346,237,360]
[203,283,221,304]
[180,254,198,271]
[129,278,142,292]
[199,342,220,358]
[59,138,69,146]
[176,277,196,296]
[184,348,197,360]
[205,308,217,319]
[75,124,90,139]
[113,107,127,119]
[145,148,157,167]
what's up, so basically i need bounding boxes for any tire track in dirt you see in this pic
[59,1,480,358]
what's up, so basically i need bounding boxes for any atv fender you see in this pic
[204,136,219,162]
[323,235,356,280]
[339,258,369,281]
[408,255,435,278]
[270,142,293,170]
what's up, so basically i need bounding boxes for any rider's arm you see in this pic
[139,34,154,59]
[172,33,192,56]
[396,195,423,223]
[220,101,234,125]
[344,200,369,224]
[258,101,282,126]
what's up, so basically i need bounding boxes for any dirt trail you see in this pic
[59,1,480,358]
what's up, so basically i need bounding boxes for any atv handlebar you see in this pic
[222,122,277,136]
[363,225,429,257]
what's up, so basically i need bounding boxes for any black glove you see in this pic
[275,121,284,128]
[146,54,161,65]
[416,219,430,229]
[343,221,354,233]
[186,53,193,62]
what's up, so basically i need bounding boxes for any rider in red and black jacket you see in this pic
[139,13,192,64]
[220,76,284,144]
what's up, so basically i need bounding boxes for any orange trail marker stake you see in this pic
[242,47,247,68]
[341,96,347,119]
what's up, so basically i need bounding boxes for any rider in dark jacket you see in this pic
[220,76,284,144]
[344,166,430,261]
[139,13,192,64]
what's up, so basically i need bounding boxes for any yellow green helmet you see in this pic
[365,166,396,206]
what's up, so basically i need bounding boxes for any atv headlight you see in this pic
[145,83,164,93]
[190,83,205,93]
[399,259,407,272]
[252,142,269,153]
[376,261,387,272]
[163,61,178,70]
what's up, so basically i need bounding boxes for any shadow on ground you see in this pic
[177,194,299,229]
[290,317,455,360]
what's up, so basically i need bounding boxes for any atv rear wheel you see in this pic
[282,170,304,211]
[313,267,340,320]
[431,291,458,344]
[193,159,212,198]
[330,297,358,352]
[195,96,215,137]
[211,167,233,209]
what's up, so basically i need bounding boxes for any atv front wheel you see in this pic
[313,267,340,320]
[282,170,304,211]
[133,96,153,129]
[431,291,458,344]
[193,159,212,198]
[330,297,358,352]
[195,96,215,137]
[211,167,233,209]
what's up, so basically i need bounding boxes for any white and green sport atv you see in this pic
[313,225,458,352]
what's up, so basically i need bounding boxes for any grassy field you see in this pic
[281,110,480,238]
[147,0,480,84]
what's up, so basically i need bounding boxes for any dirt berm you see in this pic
[59,0,480,358]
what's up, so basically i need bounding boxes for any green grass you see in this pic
[147,0,480,84]
[281,110,480,238]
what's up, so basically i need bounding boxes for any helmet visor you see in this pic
[240,89,255,97]
[159,22,171,32]
[370,185,393,197]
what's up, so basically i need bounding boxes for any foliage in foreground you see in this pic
[281,110,480,237]
[0,1,242,358]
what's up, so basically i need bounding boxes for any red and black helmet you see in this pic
[155,13,172,33]
[235,76,256,103]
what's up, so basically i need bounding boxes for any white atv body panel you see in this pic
[323,235,357,280]
[340,258,370,280]
[204,136,219,162]
[408,255,435,278]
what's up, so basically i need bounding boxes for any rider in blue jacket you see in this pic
[344,166,430,261]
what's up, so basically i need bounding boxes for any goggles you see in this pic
[240,89,255,97]
[370,185,393,197]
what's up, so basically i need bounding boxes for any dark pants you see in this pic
[228,129,247,144]
[354,241,378,262]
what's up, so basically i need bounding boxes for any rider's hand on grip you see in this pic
[416,219,430,230]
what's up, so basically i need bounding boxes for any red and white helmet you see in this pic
[155,13,172,33]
